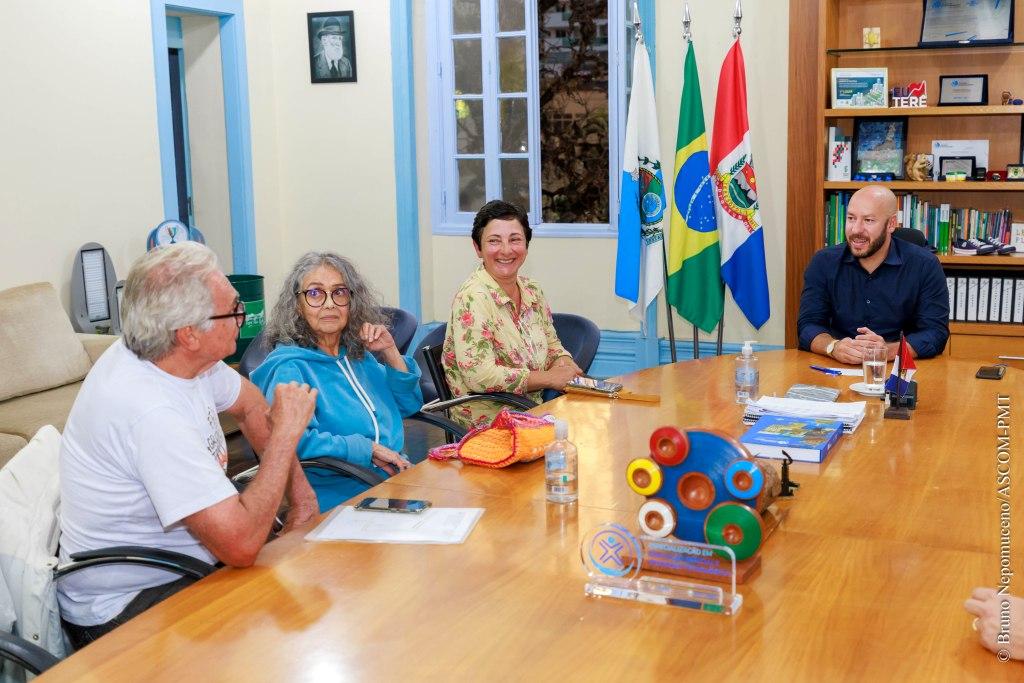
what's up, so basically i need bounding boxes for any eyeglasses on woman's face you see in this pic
[208,299,247,328]
[297,286,351,308]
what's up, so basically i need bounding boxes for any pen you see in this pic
[809,365,841,376]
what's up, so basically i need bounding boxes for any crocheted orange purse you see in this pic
[428,408,555,468]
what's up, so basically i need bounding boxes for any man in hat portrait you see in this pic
[312,16,353,80]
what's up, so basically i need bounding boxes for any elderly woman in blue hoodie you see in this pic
[251,252,423,511]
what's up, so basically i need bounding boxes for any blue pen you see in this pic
[809,365,841,376]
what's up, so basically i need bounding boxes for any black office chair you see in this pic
[383,306,418,355]
[0,630,59,675]
[414,323,539,425]
[543,313,601,401]
[893,227,935,252]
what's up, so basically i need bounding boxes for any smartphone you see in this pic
[976,365,1006,380]
[354,497,431,513]
[568,376,623,393]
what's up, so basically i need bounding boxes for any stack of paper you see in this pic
[742,396,866,433]
[305,506,484,544]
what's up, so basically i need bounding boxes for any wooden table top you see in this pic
[41,350,1022,681]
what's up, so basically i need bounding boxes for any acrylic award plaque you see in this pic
[581,523,743,616]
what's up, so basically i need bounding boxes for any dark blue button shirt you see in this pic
[797,239,949,358]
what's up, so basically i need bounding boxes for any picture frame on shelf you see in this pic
[1007,164,1024,181]
[938,75,988,106]
[937,156,976,179]
[919,0,1014,47]
[831,68,888,108]
[852,117,908,179]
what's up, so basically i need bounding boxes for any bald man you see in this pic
[797,185,949,364]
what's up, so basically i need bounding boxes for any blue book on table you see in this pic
[739,415,844,463]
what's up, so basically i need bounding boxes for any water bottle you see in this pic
[735,340,759,404]
[545,419,578,504]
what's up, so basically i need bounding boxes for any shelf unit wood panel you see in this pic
[824,181,1024,191]
[825,106,1024,117]
[938,255,1024,267]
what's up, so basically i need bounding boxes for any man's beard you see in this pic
[848,230,887,259]
[323,40,345,64]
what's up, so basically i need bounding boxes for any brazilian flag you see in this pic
[666,42,723,334]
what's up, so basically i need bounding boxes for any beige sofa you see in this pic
[0,282,238,467]
[0,283,118,467]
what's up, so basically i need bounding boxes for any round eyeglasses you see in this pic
[297,286,351,308]
[208,300,247,328]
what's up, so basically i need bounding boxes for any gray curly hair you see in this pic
[264,251,386,359]
[122,242,220,362]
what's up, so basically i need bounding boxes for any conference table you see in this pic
[41,351,1021,681]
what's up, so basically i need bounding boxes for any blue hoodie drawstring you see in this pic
[336,356,380,444]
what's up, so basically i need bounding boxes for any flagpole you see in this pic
[733,0,743,39]
[681,3,696,362]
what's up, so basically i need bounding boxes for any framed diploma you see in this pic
[938,74,989,105]
[919,0,1014,47]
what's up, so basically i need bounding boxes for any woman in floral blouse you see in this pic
[442,200,583,427]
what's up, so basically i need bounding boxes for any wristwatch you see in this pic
[826,339,839,358]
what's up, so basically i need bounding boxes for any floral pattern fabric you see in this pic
[442,266,569,428]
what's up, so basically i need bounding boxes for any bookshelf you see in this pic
[786,0,1024,359]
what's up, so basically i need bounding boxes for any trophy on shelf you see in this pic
[884,334,918,419]
[581,427,789,616]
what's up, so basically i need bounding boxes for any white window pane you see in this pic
[539,2,609,223]
[452,0,480,34]
[498,0,525,31]
[498,36,526,93]
[499,98,527,153]
[501,158,530,213]
[456,99,485,154]
[458,158,486,212]
[454,39,482,94]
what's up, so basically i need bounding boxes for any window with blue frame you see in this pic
[427,0,630,237]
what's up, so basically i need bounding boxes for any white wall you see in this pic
[181,14,233,269]
[0,0,164,304]
[419,2,790,347]
[259,1,400,308]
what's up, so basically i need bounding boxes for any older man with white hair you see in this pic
[57,242,319,649]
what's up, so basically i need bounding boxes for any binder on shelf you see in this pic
[945,276,955,321]
[967,277,979,322]
[990,278,1002,322]
[978,278,990,323]
[956,276,968,321]
[1001,278,1014,323]
[1014,279,1024,324]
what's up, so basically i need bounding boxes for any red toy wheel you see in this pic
[649,426,688,466]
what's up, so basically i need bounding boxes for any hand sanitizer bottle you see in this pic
[545,419,578,504]
[735,340,759,404]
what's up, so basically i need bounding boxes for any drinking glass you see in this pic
[862,345,887,387]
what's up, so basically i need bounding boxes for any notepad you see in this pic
[305,506,484,544]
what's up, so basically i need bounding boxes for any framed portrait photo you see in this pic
[851,117,909,179]
[308,11,357,83]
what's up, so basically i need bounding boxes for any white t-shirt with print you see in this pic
[57,339,241,626]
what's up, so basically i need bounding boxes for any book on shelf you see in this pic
[739,415,844,463]
[826,127,852,182]
[825,191,1013,253]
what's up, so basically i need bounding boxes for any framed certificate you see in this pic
[831,68,888,108]
[920,0,1014,47]
[938,74,988,105]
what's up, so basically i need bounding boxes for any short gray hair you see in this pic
[265,251,385,359]
[121,242,220,361]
